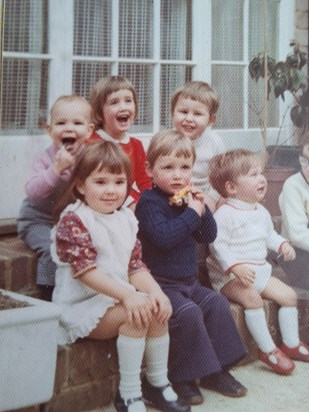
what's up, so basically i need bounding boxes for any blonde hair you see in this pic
[171,81,219,117]
[209,149,261,198]
[89,76,138,130]
[147,129,196,168]
[49,95,92,121]
[53,141,132,222]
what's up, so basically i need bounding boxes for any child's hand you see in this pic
[168,185,191,207]
[202,191,217,213]
[54,145,75,174]
[187,190,205,216]
[122,290,153,329]
[280,242,296,261]
[231,264,256,287]
[148,291,172,324]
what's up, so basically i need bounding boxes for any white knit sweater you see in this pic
[279,172,309,251]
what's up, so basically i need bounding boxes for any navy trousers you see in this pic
[160,280,247,383]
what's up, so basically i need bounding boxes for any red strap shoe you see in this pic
[257,347,295,375]
[280,342,309,362]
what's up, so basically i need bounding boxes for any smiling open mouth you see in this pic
[61,137,76,147]
[116,114,129,122]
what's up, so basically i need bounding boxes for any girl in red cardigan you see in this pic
[86,76,152,207]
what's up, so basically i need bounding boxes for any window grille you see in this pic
[72,0,193,133]
[211,0,280,129]
[1,0,292,135]
[1,0,48,133]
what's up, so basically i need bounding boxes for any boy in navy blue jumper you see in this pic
[135,130,247,406]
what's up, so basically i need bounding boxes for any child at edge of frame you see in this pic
[278,132,309,292]
[135,129,248,406]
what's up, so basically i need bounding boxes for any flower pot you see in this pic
[0,289,60,411]
[263,167,295,216]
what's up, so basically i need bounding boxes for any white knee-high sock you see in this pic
[117,335,145,402]
[278,306,299,348]
[145,334,177,402]
[245,308,276,353]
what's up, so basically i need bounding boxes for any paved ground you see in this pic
[87,360,309,412]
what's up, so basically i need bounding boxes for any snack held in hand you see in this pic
[169,185,191,206]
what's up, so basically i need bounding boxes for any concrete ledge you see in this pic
[0,219,17,236]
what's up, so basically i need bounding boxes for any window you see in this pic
[1,0,49,133]
[1,0,294,136]
[2,0,193,135]
[211,0,280,130]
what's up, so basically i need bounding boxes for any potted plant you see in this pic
[0,289,60,411]
[249,41,308,137]
[247,0,308,216]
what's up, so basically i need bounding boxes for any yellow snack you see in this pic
[169,185,191,206]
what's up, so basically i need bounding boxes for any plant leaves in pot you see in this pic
[248,40,308,216]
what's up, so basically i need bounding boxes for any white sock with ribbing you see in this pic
[278,306,302,348]
[245,308,276,353]
[145,334,177,402]
[117,334,146,412]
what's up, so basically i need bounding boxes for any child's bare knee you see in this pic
[284,287,297,306]
[243,290,263,309]
[120,320,148,337]
[147,318,168,337]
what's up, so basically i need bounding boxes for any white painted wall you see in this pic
[0,135,50,219]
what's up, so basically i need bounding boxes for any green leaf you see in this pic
[289,69,307,92]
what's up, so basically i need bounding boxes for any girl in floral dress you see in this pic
[51,141,188,412]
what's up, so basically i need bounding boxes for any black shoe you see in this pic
[200,371,247,398]
[172,380,204,405]
[142,378,191,412]
[114,389,145,412]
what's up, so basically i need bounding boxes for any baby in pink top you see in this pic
[17,95,94,299]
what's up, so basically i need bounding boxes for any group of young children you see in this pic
[17,76,309,412]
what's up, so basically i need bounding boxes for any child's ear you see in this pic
[209,114,217,126]
[225,180,238,196]
[45,124,52,135]
[86,123,95,139]
[75,181,85,196]
[145,161,153,179]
